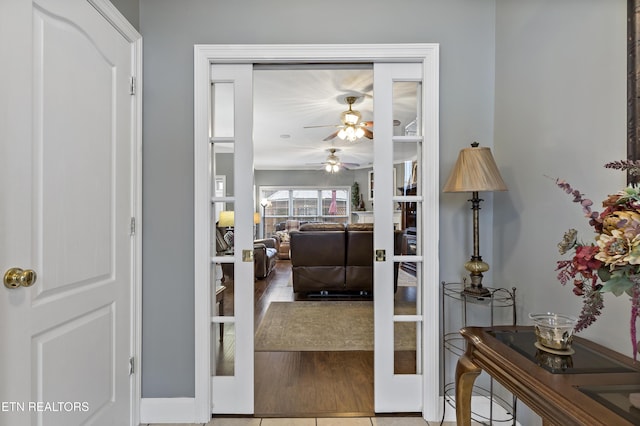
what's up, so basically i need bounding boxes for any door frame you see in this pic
[192,43,439,422]
[89,1,144,424]
[91,2,144,424]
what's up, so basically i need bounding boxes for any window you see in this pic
[260,186,350,236]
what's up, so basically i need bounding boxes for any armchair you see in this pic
[215,227,277,279]
[254,237,278,279]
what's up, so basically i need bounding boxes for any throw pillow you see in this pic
[275,230,290,243]
[215,227,230,253]
[223,230,234,247]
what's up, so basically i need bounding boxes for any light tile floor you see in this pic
[145,417,465,426]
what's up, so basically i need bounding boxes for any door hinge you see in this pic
[130,217,136,236]
[129,356,135,375]
[129,76,136,95]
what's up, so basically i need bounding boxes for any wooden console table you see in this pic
[455,326,640,426]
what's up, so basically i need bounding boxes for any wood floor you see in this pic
[217,260,417,418]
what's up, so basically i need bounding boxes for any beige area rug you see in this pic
[397,268,417,287]
[254,301,416,351]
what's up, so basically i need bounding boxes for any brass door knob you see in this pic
[4,268,37,289]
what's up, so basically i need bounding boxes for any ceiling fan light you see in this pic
[355,127,365,138]
[345,126,356,137]
[337,128,347,140]
[332,164,340,172]
[325,164,332,172]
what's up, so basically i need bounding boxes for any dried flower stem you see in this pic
[575,285,604,332]
[632,282,640,360]
[552,178,600,222]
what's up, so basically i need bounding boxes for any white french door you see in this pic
[373,62,439,414]
[194,44,439,421]
[201,63,256,414]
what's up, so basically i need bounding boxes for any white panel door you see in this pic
[0,0,139,425]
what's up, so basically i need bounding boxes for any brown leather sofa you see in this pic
[289,223,400,294]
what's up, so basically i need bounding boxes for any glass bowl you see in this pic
[529,312,577,351]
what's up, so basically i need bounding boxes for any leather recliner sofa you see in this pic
[289,223,401,294]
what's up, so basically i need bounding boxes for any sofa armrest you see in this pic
[254,237,276,249]
[270,234,281,249]
[253,244,267,279]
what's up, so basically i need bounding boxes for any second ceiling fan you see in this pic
[307,148,359,173]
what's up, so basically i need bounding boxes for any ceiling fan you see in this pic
[305,95,401,142]
[307,148,360,173]
[305,96,373,142]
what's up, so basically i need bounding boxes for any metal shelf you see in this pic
[442,282,516,308]
[441,281,517,425]
[443,382,515,424]
[443,333,465,357]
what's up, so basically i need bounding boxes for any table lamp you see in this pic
[217,210,261,244]
[443,142,507,296]
[217,211,259,226]
[218,211,235,228]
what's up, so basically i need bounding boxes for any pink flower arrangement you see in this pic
[555,160,640,360]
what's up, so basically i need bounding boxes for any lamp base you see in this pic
[462,285,491,297]
[463,259,490,297]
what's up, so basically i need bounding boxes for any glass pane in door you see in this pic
[394,321,419,374]
[211,82,234,138]
[393,81,421,135]
[212,141,235,196]
[211,260,234,377]
[392,79,423,376]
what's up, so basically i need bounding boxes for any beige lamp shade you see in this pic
[218,210,260,226]
[443,144,507,193]
[218,211,234,227]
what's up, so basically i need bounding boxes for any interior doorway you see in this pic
[194,44,440,422]
[249,64,417,416]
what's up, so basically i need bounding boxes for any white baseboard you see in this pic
[139,398,201,424]
[140,396,522,424]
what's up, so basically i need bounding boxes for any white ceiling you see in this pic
[252,66,418,171]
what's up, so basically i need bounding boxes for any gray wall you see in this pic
[140,5,629,423]
[493,1,625,424]
[140,0,497,398]
[110,0,139,30]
